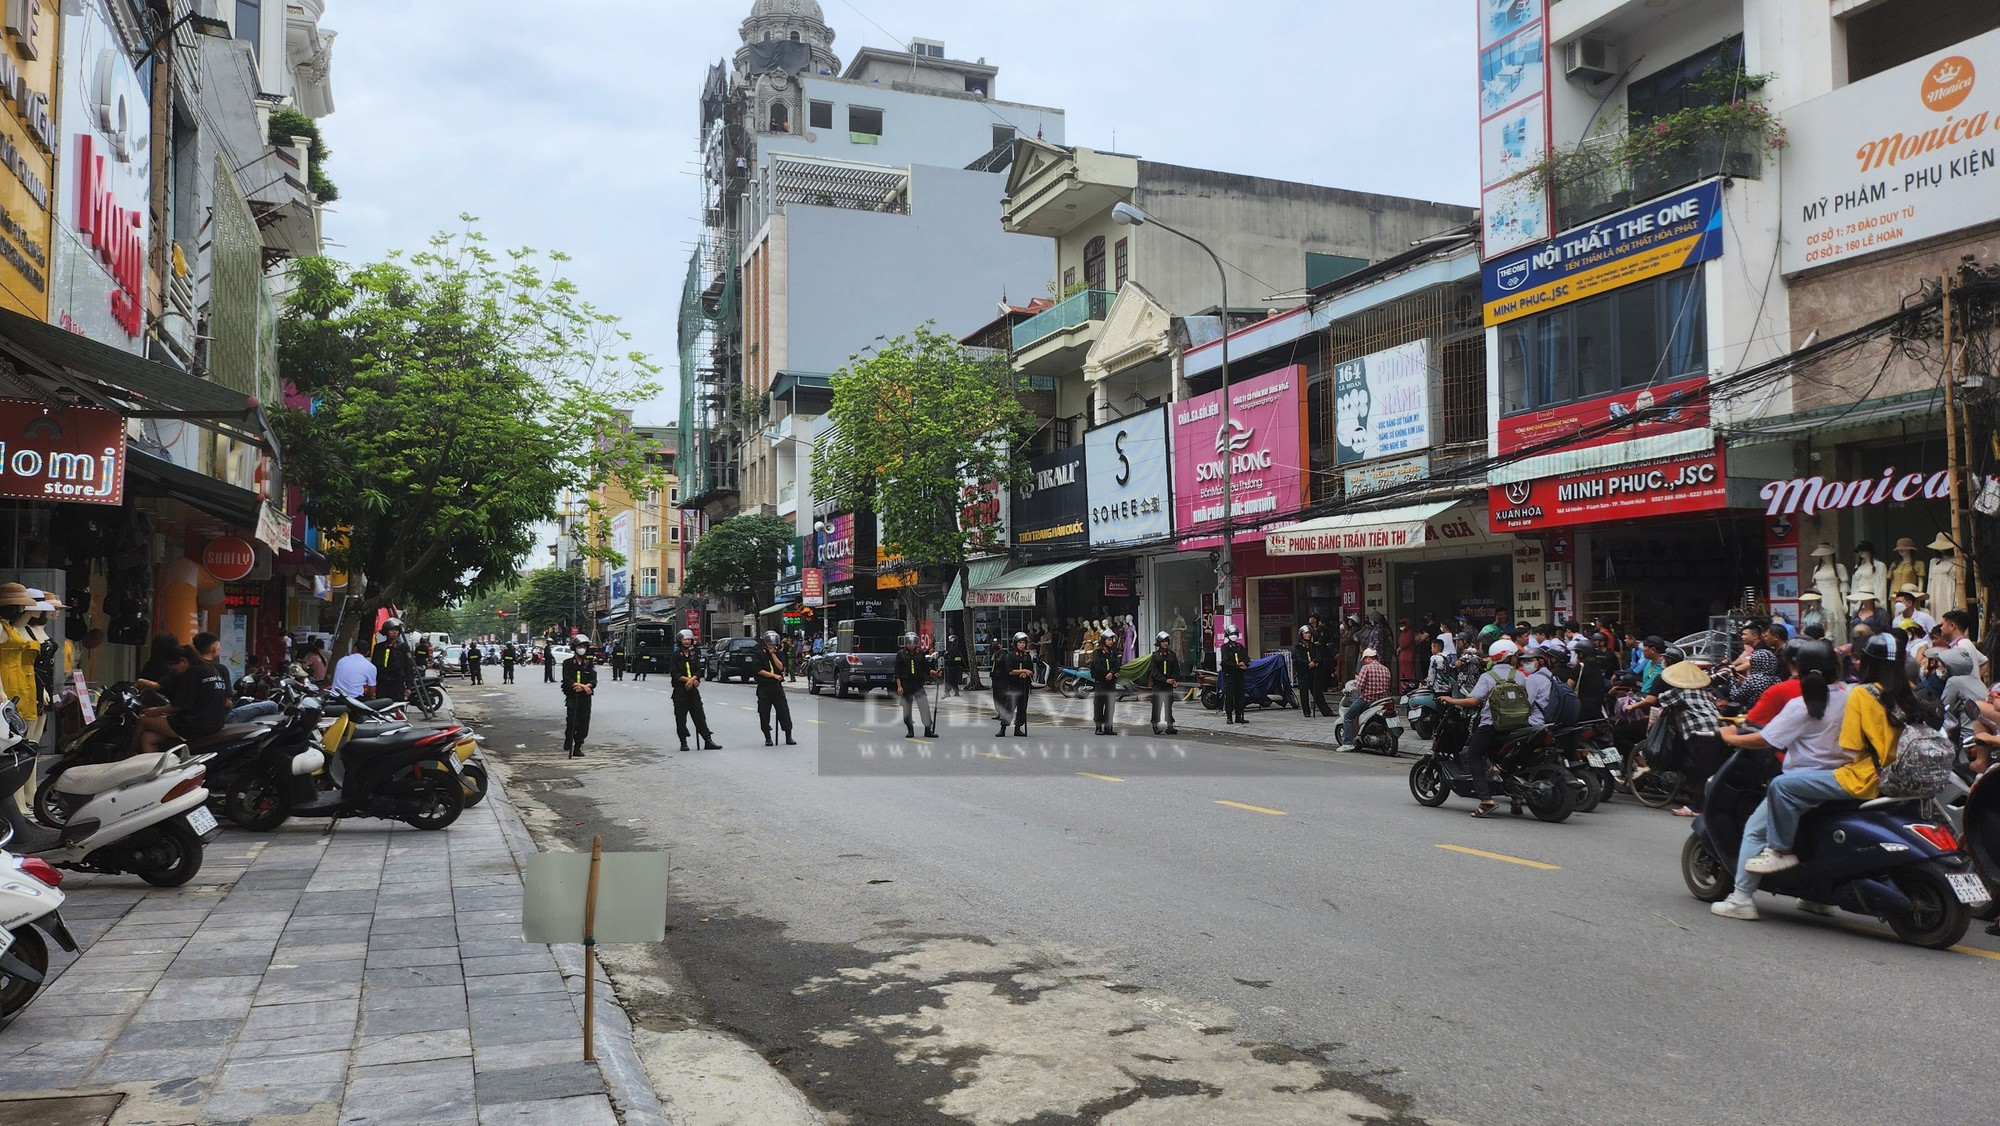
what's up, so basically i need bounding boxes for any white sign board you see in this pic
[1334,340,1432,465]
[522,851,671,944]
[50,0,151,350]
[1781,28,2000,274]
[1085,406,1171,548]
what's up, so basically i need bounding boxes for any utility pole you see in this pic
[1944,274,1968,613]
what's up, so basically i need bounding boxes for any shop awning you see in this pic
[942,557,1010,612]
[1264,500,1460,556]
[0,307,272,449]
[967,558,1090,607]
[758,600,795,616]
[127,451,293,552]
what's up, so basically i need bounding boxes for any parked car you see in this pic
[806,618,904,698]
[706,636,762,682]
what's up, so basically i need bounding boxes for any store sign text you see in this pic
[74,134,144,337]
[1759,468,1952,517]
[0,398,125,505]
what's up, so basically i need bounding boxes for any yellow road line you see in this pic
[853,728,873,734]
[979,751,1012,761]
[808,719,826,725]
[1838,922,2000,961]
[1216,800,1286,816]
[1435,844,1560,871]
[1952,944,2000,962]
[1077,772,1124,783]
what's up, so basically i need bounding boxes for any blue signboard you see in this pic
[1482,180,1724,326]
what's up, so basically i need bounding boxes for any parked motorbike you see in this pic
[1339,682,1404,756]
[1,821,78,1018]
[321,694,486,807]
[1406,702,1577,822]
[1552,718,1618,812]
[413,663,448,718]
[1197,654,1295,711]
[1683,747,1984,947]
[0,705,220,887]
[1929,758,2000,928]
[1401,687,1441,741]
[225,696,466,832]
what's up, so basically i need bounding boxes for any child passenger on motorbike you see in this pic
[1712,641,1852,920]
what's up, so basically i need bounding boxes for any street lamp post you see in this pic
[1112,202,1232,658]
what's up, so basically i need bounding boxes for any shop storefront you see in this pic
[1085,404,1178,660]
[1266,498,1518,633]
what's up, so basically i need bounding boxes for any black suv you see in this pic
[707,636,763,682]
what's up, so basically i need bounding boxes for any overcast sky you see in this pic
[317,0,1477,426]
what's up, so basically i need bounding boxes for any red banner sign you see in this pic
[201,536,256,581]
[1488,447,1728,532]
[683,609,702,640]
[1103,575,1133,598]
[0,400,126,506]
[801,567,825,607]
[1497,375,1709,458]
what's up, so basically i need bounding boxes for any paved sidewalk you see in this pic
[0,781,666,1125]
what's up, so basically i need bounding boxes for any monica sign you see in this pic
[0,398,124,504]
[1758,467,1952,517]
[1782,28,2000,273]
[1084,405,1171,548]
[1171,365,1305,546]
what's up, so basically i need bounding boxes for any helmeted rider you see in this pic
[1442,639,1549,818]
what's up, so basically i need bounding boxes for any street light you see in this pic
[1112,201,1232,657]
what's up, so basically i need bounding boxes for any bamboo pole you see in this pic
[583,835,603,1061]
[1944,276,1967,613]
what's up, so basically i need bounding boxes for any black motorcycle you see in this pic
[1407,702,1577,822]
[224,697,465,832]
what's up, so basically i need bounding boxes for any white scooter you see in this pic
[1338,681,1405,756]
[1,821,78,1018]
[0,702,220,888]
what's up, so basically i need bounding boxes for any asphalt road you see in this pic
[461,674,2000,1126]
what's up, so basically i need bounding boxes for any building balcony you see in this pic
[1010,289,1114,377]
[1552,129,1760,232]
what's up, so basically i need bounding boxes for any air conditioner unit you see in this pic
[1563,37,1619,84]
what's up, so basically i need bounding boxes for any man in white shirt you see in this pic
[1939,608,1987,675]
[331,639,378,698]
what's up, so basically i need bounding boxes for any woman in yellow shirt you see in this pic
[1739,631,1937,880]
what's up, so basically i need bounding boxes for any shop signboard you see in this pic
[1343,454,1429,499]
[51,0,146,347]
[1483,181,1724,327]
[1477,0,1551,259]
[1496,373,1709,459]
[1084,405,1170,548]
[0,398,124,505]
[820,513,855,585]
[1103,575,1132,598]
[1334,342,1431,466]
[1757,466,1952,517]
[875,512,912,589]
[607,512,631,606]
[1014,445,1088,550]
[1487,446,1728,532]
[1172,365,1306,547]
[201,537,256,582]
[801,567,825,607]
[1512,540,1546,622]
[683,609,701,640]
[0,4,55,320]
[1780,28,2000,274]
[1267,504,1498,556]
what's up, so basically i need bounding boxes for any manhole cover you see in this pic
[0,1095,124,1126]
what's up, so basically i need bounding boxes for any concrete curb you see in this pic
[486,766,676,1126]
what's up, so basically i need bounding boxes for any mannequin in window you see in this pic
[1850,540,1888,605]
[1809,543,1847,608]
[1928,533,1961,613]
[1888,537,1925,596]
[0,584,42,736]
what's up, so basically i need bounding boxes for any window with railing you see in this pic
[1083,236,1106,291]
[1011,289,1117,352]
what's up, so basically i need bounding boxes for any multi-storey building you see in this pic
[677,0,1063,629]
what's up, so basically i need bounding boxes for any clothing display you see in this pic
[1850,545,1889,604]
[1887,540,1925,597]
[0,620,39,722]
[1929,547,1961,614]
[1809,545,1848,609]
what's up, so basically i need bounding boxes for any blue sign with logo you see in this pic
[1481,180,1724,326]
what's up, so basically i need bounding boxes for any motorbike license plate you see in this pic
[1387,717,1407,731]
[186,807,219,837]
[1586,750,1609,767]
[1947,872,1992,906]
[1408,709,1423,721]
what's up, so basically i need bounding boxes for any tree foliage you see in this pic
[681,514,794,599]
[274,221,660,652]
[811,324,1027,582]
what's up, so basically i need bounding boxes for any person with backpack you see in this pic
[1529,641,1582,729]
[1710,641,1851,920]
[1738,630,1946,880]
[1442,639,1547,818]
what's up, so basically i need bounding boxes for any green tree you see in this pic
[515,568,590,637]
[681,513,794,601]
[811,324,1027,621]
[275,221,660,654]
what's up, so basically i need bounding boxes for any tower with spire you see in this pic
[733,0,840,136]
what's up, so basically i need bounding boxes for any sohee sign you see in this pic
[1084,405,1171,548]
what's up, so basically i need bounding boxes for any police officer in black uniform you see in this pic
[1221,626,1251,724]
[1089,628,1120,736]
[374,618,416,703]
[943,634,967,697]
[668,630,721,752]
[895,632,937,738]
[561,638,597,758]
[1145,631,1181,735]
[992,632,1034,736]
[755,630,794,746]
[1293,625,1330,718]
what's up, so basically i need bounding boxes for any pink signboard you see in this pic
[820,513,856,585]
[1172,365,1307,548]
